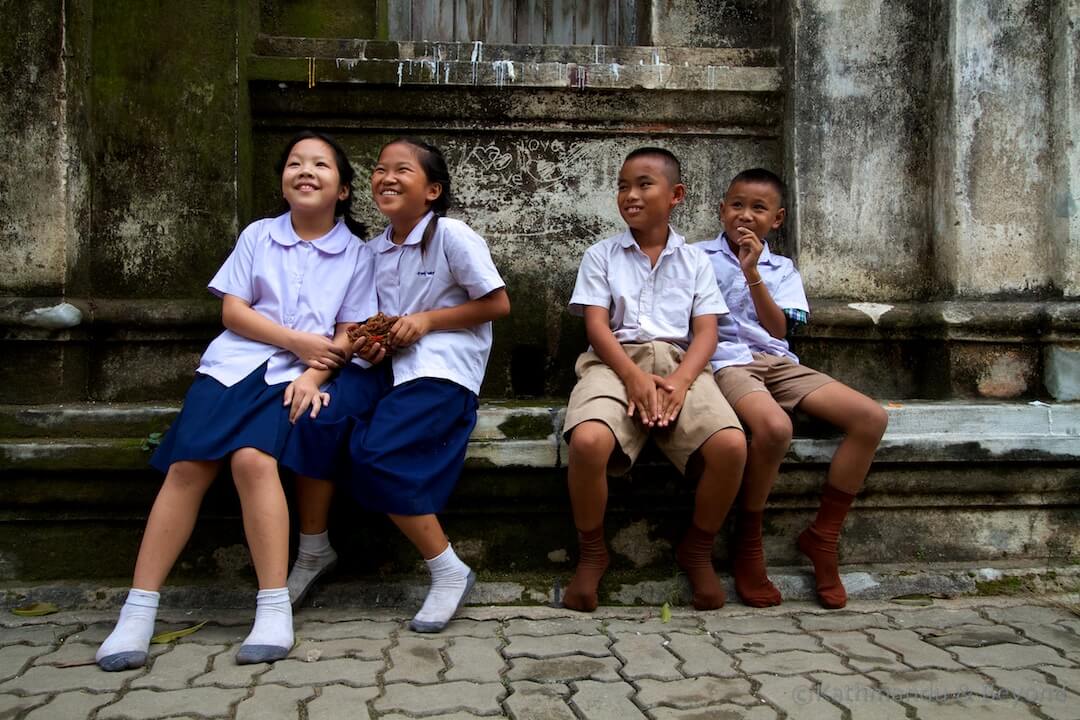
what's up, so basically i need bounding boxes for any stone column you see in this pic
[932,0,1055,296]
[785,0,933,301]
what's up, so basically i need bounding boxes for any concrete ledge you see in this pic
[3,562,1077,610]
[2,401,1078,471]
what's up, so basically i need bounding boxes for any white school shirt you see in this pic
[370,212,505,395]
[197,213,376,386]
[568,227,728,349]
[699,232,809,372]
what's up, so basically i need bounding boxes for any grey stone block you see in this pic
[131,643,226,690]
[720,631,820,654]
[260,657,383,687]
[753,674,844,720]
[505,634,610,658]
[951,642,1072,669]
[23,691,114,720]
[635,677,755,708]
[506,655,622,682]
[445,636,505,682]
[738,649,850,676]
[306,685,379,720]
[866,629,964,669]
[810,671,909,720]
[235,685,314,720]
[98,687,247,720]
[385,635,446,683]
[376,681,506,715]
[296,619,400,640]
[505,681,574,720]
[798,612,893,632]
[983,667,1079,720]
[612,634,682,680]
[814,631,906,672]
[921,624,1025,648]
[570,680,646,720]
[665,632,738,677]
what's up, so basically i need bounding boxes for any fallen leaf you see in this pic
[151,621,207,644]
[889,594,934,606]
[660,602,672,623]
[886,402,904,408]
[56,659,98,668]
[12,602,59,617]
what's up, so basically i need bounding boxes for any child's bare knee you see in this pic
[230,448,276,484]
[569,423,615,462]
[165,461,216,493]
[850,402,888,443]
[704,427,747,466]
[751,412,792,451]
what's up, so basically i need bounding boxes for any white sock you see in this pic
[96,589,159,669]
[410,544,474,633]
[287,531,337,605]
[242,587,294,647]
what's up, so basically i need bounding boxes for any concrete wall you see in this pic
[1,0,1078,403]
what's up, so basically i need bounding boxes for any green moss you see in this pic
[497,414,554,439]
[974,575,1032,596]
[260,0,376,38]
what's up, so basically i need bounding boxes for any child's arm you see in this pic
[656,313,719,426]
[386,288,510,348]
[584,306,673,428]
[222,294,347,370]
[281,323,361,423]
[731,227,787,339]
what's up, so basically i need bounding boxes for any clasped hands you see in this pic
[624,368,692,428]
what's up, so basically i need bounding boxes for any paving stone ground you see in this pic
[1,597,1077,719]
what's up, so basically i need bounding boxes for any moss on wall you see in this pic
[260,0,377,38]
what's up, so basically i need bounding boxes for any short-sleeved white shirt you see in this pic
[370,212,505,395]
[197,213,376,386]
[568,228,728,349]
[699,232,810,371]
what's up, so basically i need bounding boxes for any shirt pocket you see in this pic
[655,283,696,333]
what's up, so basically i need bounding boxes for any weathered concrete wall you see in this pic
[933,0,1055,296]
[0,0,80,295]
[2,1,1079,404]
[786,0,933,301]
[1051,0,1080,297]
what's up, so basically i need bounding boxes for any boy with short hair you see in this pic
[701,168,889,609]
[561,147,747,612]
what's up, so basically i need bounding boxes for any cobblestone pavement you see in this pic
[2,597,1078,719]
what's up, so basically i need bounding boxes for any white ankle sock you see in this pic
[96,589,159,670]
[287,532,338,606]
[410,544,475,633]
[236,587,294,664]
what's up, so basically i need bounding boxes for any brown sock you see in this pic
[797,483,857,609]
[562,527,609,612]
[676,524,725,610]
[732,510,782,607]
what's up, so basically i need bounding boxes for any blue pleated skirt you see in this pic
[150,362,290,473]
[279,362,390,481]
[348,378,478,515]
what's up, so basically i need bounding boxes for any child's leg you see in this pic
[563,421,616,612]
[676,428,745,610]
[231,448,293,663]
[794,383,888,608]
[731,392,791,607]
[287,474,338,606]
[97,459,219,671]
[389,513,474,633]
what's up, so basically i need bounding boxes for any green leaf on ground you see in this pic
[660,602,672,623]
[151,621,207,644]
[12,602,60,617]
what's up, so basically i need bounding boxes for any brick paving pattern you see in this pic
[0,598,1077,718]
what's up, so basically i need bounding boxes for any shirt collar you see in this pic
[716,231,776,265]
[268,213,354,255]
[374,211,435,253]
[617,226,685,254]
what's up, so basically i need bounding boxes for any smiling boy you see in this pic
[561,148,747,612]
[701,168,889,609]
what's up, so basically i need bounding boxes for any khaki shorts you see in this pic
[563,342,743,476]
[715,353,834,412]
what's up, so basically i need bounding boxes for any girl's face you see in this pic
[281,138,349,217]
[371,142,442,222]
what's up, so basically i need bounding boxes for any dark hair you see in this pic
[624,146,682,185]
[276,130,368,238]
[380,137,452,255]
[728,168,787,208]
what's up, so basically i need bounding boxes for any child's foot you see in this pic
[96,589,160,672]
[676,525,725,610]
[236,588,294,664]
[287,533,338,608]
[562,527,609,612]
[732,511,782,608]
[797,527,847,609]
[410,545,475,633]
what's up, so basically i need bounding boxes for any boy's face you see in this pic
[617,156,685,234]
[719,180,785,242]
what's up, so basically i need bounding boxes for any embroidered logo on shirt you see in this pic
[416,271,435,277]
